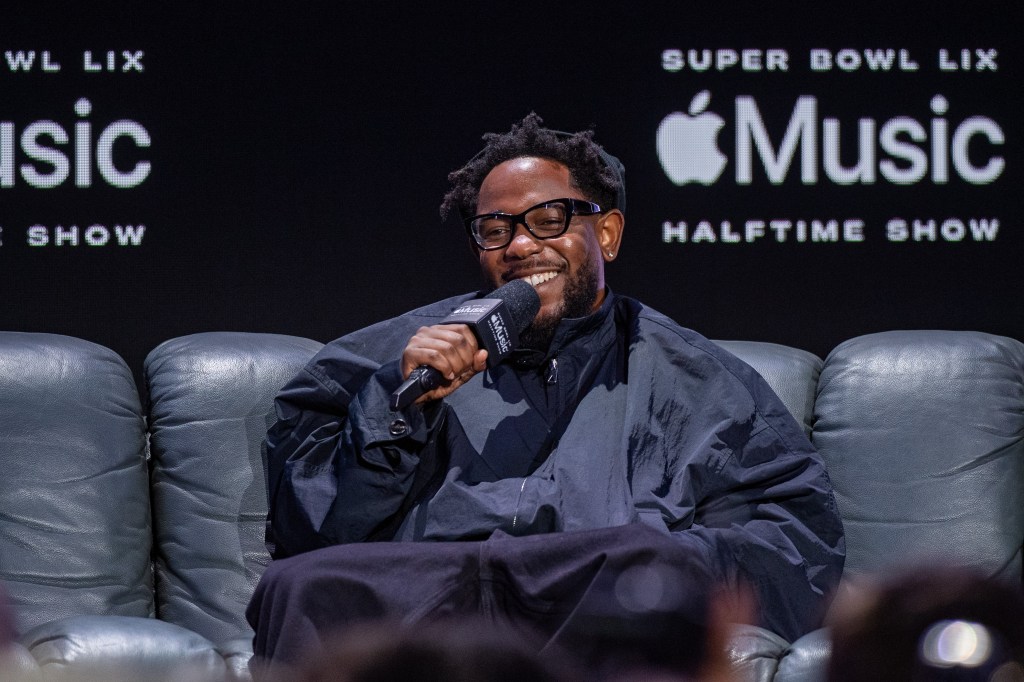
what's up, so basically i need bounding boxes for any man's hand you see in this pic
[400,324,488,404]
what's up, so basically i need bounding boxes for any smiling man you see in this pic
[472,156,617,348]
[247,114,844,678]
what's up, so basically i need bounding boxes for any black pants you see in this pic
[246,523,713,673]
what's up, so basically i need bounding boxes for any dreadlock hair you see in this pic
[439,112,623,222]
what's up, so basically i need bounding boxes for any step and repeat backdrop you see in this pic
[1,3,1019,382]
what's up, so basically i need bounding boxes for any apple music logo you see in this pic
[656,91,727,185]
[656,91,1004,187]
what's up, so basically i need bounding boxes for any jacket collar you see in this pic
[509,288,618,369]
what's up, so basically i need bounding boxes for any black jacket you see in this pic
[264,290,845,640]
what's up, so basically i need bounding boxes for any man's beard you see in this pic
[517,256,600,352]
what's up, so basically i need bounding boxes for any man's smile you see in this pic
[519,271,559,287]
[502,262,564,288]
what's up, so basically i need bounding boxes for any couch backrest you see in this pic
[0,332,153,633]
[145,332,323,647]
[813,331,1024,582]
[7,327,1017,653]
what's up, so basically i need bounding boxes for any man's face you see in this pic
[474,157,623,347]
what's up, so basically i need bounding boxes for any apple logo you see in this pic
[656,90,728,185]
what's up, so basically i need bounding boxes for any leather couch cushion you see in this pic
[0,333,152,633]
[145,333,323,647]
[813,331,1024,580]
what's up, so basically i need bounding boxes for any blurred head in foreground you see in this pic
[828,566,1024,681]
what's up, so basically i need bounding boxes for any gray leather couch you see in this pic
[0,329,1021,681]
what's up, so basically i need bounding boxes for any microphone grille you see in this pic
[492,279,541,332]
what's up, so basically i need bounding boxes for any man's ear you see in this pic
[596,209,625,262]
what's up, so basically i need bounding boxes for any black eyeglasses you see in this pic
[464,198,603,250]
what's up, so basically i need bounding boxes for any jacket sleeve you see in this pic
[264,342,444,559]
[627,313,845,642]
[668,410,845,642]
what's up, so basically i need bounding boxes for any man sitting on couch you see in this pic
[246,113,845,675]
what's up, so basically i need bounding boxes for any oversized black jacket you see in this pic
[264,290,845,640]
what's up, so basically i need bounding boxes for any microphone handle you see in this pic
[389,365,446,411]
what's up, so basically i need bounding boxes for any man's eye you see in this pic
[529,208,565,229]
[481,225,510,239]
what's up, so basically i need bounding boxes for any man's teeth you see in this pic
[523,272,558,287]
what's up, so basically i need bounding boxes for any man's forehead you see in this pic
[478,157,574,206]
[482,156,570,183]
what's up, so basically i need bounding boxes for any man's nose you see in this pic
[504,222,542,258]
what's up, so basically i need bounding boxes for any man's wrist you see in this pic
[352,360,439,446]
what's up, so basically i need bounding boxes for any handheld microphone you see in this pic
[390,279,541,410]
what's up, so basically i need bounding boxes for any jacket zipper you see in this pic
[546,357,558,385]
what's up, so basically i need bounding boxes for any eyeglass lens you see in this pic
[473,203,569,248]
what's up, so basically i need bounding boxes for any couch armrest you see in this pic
[20,615,227,681]
[726,623,789,682]
[775,627,830,682]
[218,636,255,681]
[0,641,41,679]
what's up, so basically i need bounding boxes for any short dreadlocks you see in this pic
[440,112,624,222]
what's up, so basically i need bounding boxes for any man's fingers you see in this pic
[402,325,480,381]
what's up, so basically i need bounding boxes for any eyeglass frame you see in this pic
[463,198,604,250]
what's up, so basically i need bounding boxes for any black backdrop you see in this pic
[1,3,1020,387]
